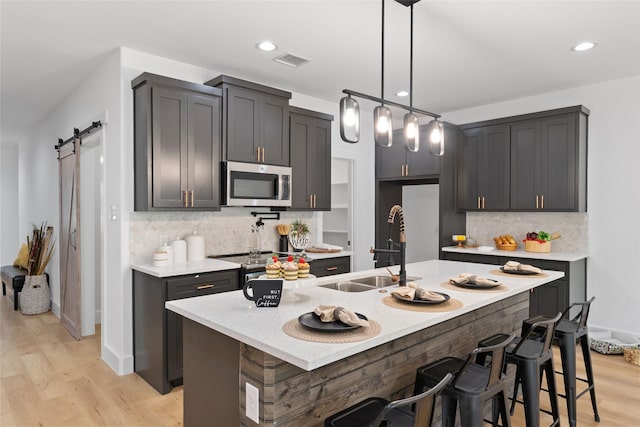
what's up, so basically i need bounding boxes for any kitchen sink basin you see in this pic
[351,275,422,288]
[319,281,376,292]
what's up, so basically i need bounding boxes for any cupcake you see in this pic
[297,257,310,278]
[265,257,281,279]
[283,256,299,281]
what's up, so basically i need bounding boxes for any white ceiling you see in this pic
[2,0,639,144]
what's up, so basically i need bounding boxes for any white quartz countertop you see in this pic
[442,246,588,262]
[131,258,241,277]
[166,260,563,371]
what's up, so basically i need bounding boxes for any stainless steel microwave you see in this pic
[224,161,291,207]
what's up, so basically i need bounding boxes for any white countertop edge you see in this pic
[442,246,588,262]
[166,260,564,371]
[131,258,241,277]
[305,250,354,260]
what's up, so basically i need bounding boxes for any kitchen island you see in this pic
[166,259,563,426]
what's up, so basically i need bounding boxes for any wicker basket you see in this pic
[495,243,517,251]
[20,274,51,315]
[623,348,640,366]
[525,240,551,253]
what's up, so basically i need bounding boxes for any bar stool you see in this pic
[523,297,600,427]
[414,333,516,427]
[324,373,453,427]
[477,312,562,427]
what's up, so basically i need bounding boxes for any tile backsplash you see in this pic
[129,208,318,265]
[466,212,588,253]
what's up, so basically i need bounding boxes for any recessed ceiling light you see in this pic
[396,90,409,97]
[572,41,596,52]
[256,41,278,52]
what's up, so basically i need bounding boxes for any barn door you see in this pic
[58,137,82,340]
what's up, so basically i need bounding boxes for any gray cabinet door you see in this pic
[511,120,540,209]
[511,114,577,211]
[289,112,331,210]
[458,128,482,210]
[189,94,221,209]
[260,94,290,166]
[151,86,189,208]
[408,126,441,177]
[458,125,510,210]
[225,85,260,163]
[376,130,407,179]
[540,114,577,210]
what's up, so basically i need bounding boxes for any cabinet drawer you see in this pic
[167,270,239,300]
[310,256,350,277]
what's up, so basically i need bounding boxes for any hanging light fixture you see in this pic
[427,119,444,156]
[403,1,419,153]
[339,95,360,143]
[339,0,444,156]
[374,0,393,147]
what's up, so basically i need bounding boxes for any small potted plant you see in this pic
[288,219,310,252]
[21,223,55,315]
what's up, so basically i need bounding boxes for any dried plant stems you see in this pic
[26,222,56,276]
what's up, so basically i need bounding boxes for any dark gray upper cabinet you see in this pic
[205,75,291,166]
[458,105,588,212]
[132,73,222,211]
[289,107,333,210]
[511,114,584,211]
[376,127,441,179]
[457,125,510,210]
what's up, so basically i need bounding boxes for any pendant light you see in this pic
[428,119,444,156]
[339,0,444,157]
[339,95,360,143]
[374,0,393,147]
[403,1,419,153]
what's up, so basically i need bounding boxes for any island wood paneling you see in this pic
[234,292,529,426]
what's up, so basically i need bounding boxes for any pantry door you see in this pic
[58,138,82,340]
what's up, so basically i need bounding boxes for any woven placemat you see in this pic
[489,269,548,279]
[382,295,463,312]
[440,281,508,293]
[282,319,382,343]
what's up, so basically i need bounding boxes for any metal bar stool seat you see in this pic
[324,373,453,427]
[478,313,562,427]
[522,297,600,427]
[414,333,517,427]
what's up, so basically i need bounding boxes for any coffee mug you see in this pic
[243,279,283,307]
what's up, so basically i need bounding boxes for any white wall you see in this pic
[15,49,125,372]
[0,143,20,265]
[443,75,640,334]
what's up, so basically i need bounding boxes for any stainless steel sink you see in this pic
[319,281,376,292]
[351,275,422,288]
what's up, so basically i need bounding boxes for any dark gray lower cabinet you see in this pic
[310,256,350,277]
[133,269,239,394]
[440,252,585,318]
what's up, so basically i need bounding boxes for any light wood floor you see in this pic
[1,292,639,426]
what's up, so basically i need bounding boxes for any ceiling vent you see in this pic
[273,53,310,68]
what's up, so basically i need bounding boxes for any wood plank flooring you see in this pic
[1,293,639,426]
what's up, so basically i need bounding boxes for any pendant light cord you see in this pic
[381,0,385,105]
[409,3,414,109]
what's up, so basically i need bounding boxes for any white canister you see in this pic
[185,230,205,262]
[158,243,173,265]
[170,237,187,264]
[152,251,170,267]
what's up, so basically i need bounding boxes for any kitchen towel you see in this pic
[391,283,446,302]
[503,261,542,274]
[449,273,503,287]
[313,305,370,327]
